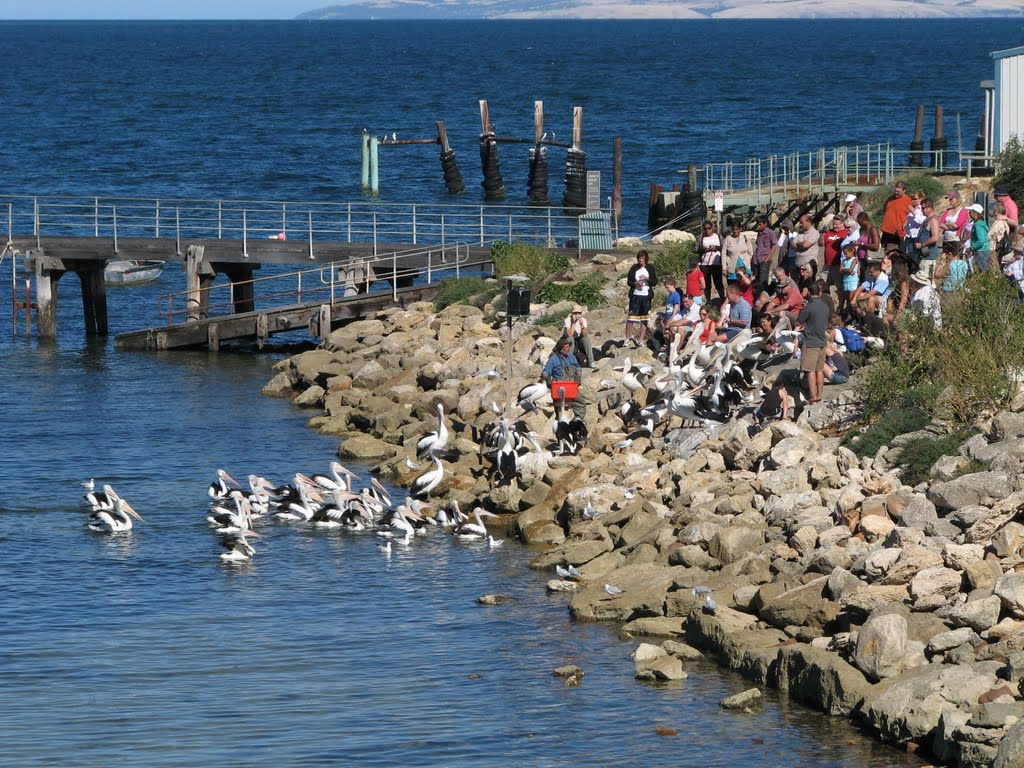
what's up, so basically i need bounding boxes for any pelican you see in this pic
[207,491,254,533]
[274,475,323,521]
[614,357,654,394]
[453,507,497,539]
[410,454,444,499]
[416,403,449,460]
[517,382,549,412]
[85,483,119,513]
[246,475,277,517]
[310,461,357,492]
[208,469,240,501]
[493,419,519,483]
[219,533,257,562]
[553,390,587,456]
[88,496,144,533]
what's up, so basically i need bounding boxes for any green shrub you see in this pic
[951,458,992,479]
[855,269,1024,426]
[842,406,931,458]
[433,277,500,310]
[895,431,974,487]
[491,241,569,284]
[650,241,696,285]
[994,134,1024,205]
[535,272,608,309]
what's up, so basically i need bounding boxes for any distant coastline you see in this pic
[298,1,1024,21]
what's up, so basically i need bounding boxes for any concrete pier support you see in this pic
[185,245,215,322]
[220,264,257,314]
[33,254,65,340]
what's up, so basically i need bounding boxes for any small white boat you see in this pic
[104,260,164,286]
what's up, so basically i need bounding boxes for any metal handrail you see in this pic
[0,194,597,250]
[157,242,488,324]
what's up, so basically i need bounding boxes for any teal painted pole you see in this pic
[369,135,379,196]
[361,132,370,190]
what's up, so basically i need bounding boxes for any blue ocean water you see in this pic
[2,18,1018,766]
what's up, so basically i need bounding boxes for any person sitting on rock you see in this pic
[542,337,588,421]
[561,303,595,368]
[753,379,789,425]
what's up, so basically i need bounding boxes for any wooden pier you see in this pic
[5,194,611,349]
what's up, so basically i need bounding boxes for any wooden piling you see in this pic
[361,131,370,190]
[909,105,925,167]
[369,135,380,195]
[931,105,947,170]
[479,99,505,200]
[78,263,108,336]
[436,120,465,195]
[186,245,214,322]
[528,100,549,204]
[222,264,256,314]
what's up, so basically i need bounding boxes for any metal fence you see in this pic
[0,194,601,255]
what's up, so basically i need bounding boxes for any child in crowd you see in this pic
[685,257,705,305]
[753,380,789,425]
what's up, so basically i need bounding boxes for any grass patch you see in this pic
[433,277,501,311]
[491,241,569,284]
[951,458,992,479]
[535,272,608,309]
[649,241,696,285]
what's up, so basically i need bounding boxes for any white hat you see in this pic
[844,194,857,203]
[967,203,985,214]
[910,273,931,286]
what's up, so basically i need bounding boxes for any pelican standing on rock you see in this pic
[410,454,444,499]
[416,403,449,460]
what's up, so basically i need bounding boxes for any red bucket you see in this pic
[550,380,578,400]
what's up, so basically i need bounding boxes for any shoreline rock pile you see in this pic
[263,262,1024,768]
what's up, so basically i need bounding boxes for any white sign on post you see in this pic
[713,191,724,213]
[586,171,601,211]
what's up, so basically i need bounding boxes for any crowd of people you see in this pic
[543,180,1022,430]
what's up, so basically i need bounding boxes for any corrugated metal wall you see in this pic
[996,49,1024,152]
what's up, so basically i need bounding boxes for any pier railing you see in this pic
[1,194,598,254]
[700,142,987,206]
[157,242,490,325]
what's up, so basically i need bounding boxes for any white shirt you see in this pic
[633,266,650,296]
[910,283,942,328]
[563,314,588,337]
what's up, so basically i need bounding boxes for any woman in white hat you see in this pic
[843,193,863,226]
[965,203,991,271]
[561,303,595,367]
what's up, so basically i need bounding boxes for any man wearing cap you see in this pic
[881,179,910,250]
[966,203,991,271]
[909,273,941,328]
[542,337,588,421]
[843,193,864,226]
[994,185,1018,235]
[561,304,595,368]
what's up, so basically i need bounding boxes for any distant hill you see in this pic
[297,0,1024,20]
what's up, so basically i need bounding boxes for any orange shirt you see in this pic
[882,192,910,237]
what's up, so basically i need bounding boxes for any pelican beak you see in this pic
[224,472,241,487]
[122,502,146,523]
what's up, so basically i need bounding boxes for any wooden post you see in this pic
[186,245,213,322]
[479,99,492,134]
[612,137,622,220]
[207,323,220,353]
[572,106,583,151]
[222,264,255,314]
[436,120,465,195]
[34,255,63,339]
[534,100,544,143]
[79,263,108,336]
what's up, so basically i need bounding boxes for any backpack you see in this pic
[998,232,1014,259]
[839,326,866,353]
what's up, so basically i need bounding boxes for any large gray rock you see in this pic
[992,521,1024,558]
[928,471,1014,511]
[995,572,1024,618]
[854,613,910,682]
[995,717,1024,767]
[864,662,1003,746]
[945,595,1003,633]
[990,411,1024,442]
[943,543,986,571]
[887,494,939,531]
[708,527,764,565]
[770,644,872,716]
[909,566,963,604]
[927,627,977,654]
[569,564,683,622]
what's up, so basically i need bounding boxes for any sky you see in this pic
[0,1,316,19]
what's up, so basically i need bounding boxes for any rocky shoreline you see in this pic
[262,251,1024,768]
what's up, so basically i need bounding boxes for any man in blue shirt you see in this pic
[850,261,891,307]
[542,337,587,420]
[719,283,751,341]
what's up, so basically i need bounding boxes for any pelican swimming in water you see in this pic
[219,533,258,562]
[88,495,144,533]
[410,454,444,499]
[310,461,357,493]
[207,490,254,534]
[273,475,323,521]
[85,483,119,513]
[416,403,449,460]
[208,469,240,501]
[453,507,497,539]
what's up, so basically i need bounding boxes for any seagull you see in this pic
[582,502,599,520]
[556,564,583,580]
[691,585,712,598]
[613,438,633,450]
[604,584,625,596]
[703,595,718,614]
[416,403,449,460]
[378,540,392,556]
[80,479,95,492]
[404,457,421,470]
[391,132,397,141]
[487,535,504,549]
